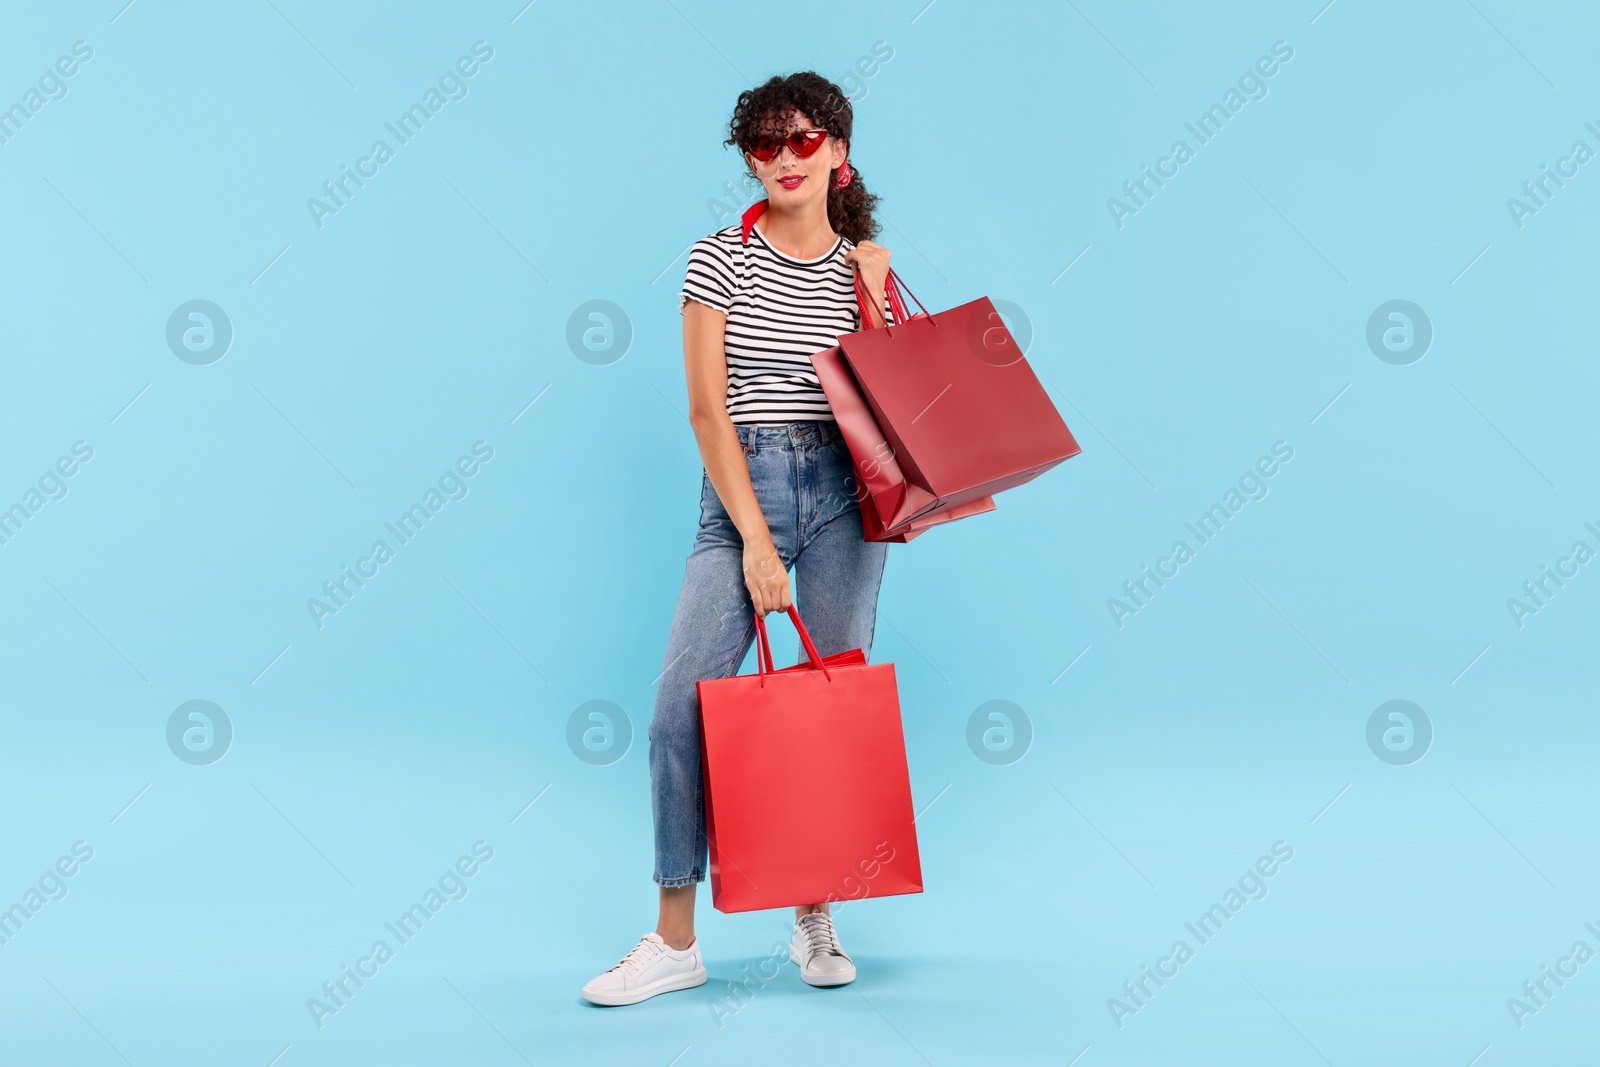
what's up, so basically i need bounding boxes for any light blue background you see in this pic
[1,1,1596,1064]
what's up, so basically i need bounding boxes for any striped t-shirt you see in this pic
[677,219,896,425]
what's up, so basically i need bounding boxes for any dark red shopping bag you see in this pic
[811,275,997,542]
[834,268,1082,527]
[697,604,924,913]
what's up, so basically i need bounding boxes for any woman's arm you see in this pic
[682,298,791,615]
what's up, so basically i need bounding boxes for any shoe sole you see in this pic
[582,966,707,1006]
[788,946,856,986]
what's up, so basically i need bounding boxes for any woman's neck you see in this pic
[754,199,837,259]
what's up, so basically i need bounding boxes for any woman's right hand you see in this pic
[742,535,791,617]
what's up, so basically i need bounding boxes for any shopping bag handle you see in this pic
[754,613,776,675]
[852,266,936,338]
[753,604,833,686]
[853,269,891,331]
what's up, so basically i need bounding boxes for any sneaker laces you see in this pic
[796,913,847,960]
[608,934,668,976]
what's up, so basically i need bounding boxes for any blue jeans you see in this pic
[648,419,890,887]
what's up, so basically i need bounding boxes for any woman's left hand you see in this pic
[844,240,892,326]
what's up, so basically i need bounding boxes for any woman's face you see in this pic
[744,108,846,206]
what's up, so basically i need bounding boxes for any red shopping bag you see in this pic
[697,604,924,913]
[834,269,1081,527]
[812,278,997,542]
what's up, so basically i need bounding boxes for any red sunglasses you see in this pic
[743,128,829,163]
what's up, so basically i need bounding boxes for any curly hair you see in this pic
[723,71,882,246]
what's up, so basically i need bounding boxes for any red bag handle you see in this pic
[853,269,889,331]
[887,267,931,321]
[753,604,833,686]
[885,275,910,326]
[851,266,935,338]
[754,613,776,674]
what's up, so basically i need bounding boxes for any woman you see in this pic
[582,72,897,1007]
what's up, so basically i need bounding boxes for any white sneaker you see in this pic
[581,932,707,1006]
[789,912,856,987]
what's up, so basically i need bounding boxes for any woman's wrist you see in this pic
[740,527,777,554]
